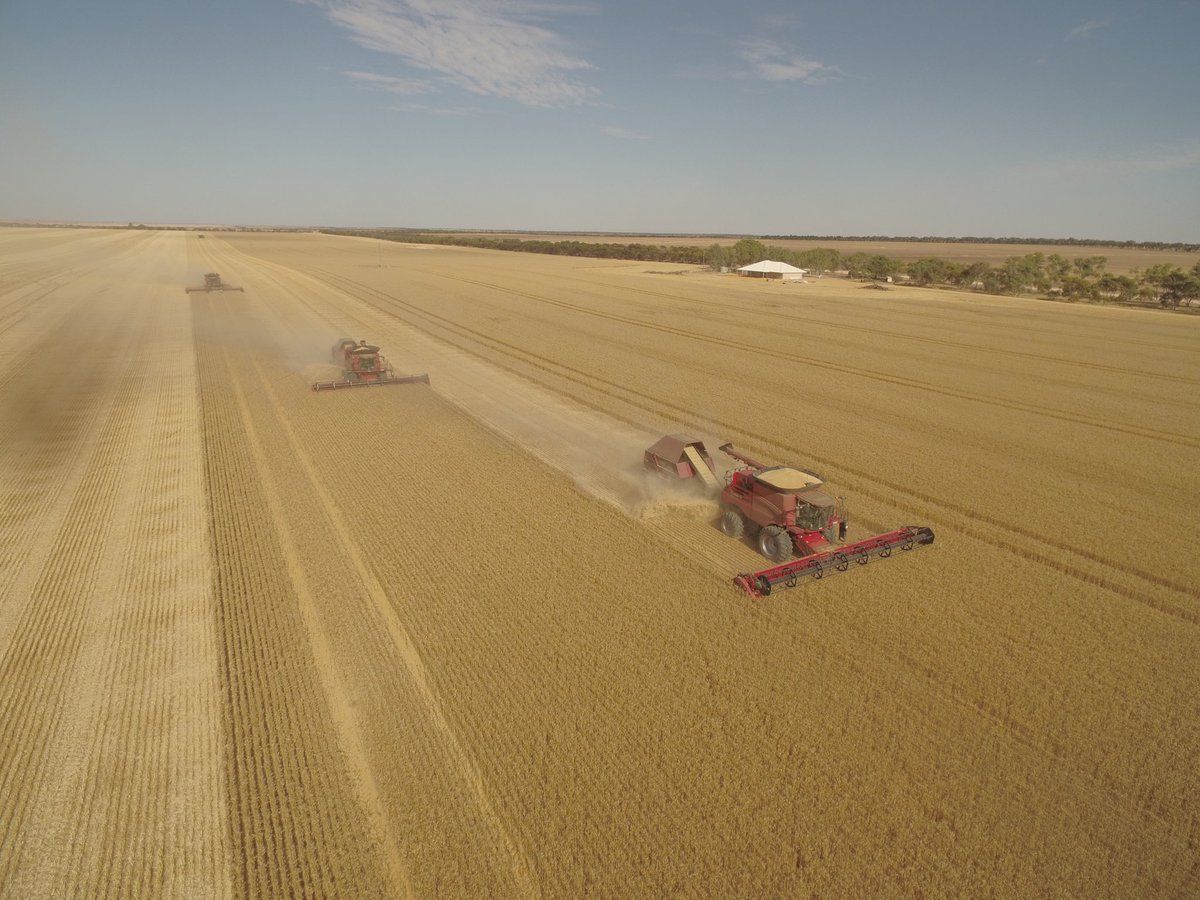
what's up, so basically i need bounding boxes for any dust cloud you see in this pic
[276,304,727,518]
[415,349,724,518]
[192,286,345,385]
[222,274,728,519]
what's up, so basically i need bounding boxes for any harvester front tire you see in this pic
[718,508,744,539]
[758,526,793,563]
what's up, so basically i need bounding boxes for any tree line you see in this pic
[325,230,1200,309]
[761,234,1200,253]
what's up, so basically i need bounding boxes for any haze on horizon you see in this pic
[1,0,1198,242]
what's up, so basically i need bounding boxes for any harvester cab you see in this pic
[311,338,431,391]
[343,340,383,377]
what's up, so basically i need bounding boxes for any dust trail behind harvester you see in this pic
[233,263,723,518]
[391,329,723,517]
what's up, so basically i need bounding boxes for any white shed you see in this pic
[736,260,808,282]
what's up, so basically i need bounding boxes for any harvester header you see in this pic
[733,526,935,597]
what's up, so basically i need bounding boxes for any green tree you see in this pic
[1072,255,1107,277]
[1159,270,1200,307]
[954,262,990,288]
[843,252,872,278]
[729,239,767,268]
[907,257,950,286]
[982,268,1016,294]
[1001,254,1047,293]
[863,254,902,281]
[1095,273,1138,303]
[1046,254,1071,283]
[1059,275,1095,301]
[1137,282,1160,305]
[1142,264,1177,305]
[795,247,841,273]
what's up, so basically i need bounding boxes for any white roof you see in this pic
[737,259,808,274]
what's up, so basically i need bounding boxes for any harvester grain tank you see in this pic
[185,272,243,293]
[311,338,431,391]
[643,435,935,596]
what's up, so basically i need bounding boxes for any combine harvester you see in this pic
[311,338,430,391]
[644,435,934,597]
[185,272,244,293]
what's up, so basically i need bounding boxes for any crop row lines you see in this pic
[544,270,1200,386]
[310,270,1197,623]
[46,300,228,898]
[450,274,1200,448]
[51,342,175,899]
[238,266,546,896]
[0,367,146,888]
[194,294,393,898]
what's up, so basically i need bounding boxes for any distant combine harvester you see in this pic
[185,273,243,293]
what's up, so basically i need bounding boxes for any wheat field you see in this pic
[0,227,1197,898]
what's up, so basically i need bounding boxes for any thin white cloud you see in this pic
[1067,18,1110,40]
[305,0,597,107]
[383,102,480,115]
[739,38,839,83]
[601,126,649,141]
[344,70,435,94]
[1010,142,1200,179]
[757,12,801,30]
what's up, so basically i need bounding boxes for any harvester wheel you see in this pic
[718,507,744,539]
[757,526,793,563]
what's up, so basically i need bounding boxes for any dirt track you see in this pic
[1,227,1197,897]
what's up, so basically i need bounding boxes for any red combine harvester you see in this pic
[644,435,935,597]
[185,272,243,293]
[311,338,431,392]
[716,443,847,561]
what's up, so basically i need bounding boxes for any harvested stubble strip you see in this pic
[193,299,394,899]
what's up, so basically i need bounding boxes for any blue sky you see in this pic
[2,0,1198,240]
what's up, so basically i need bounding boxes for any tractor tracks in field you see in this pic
[215,328,417,900]
[193,277,539,897]
[445,276,1200,449]
[0,272,73,337]
[201,241,1198,622]
[0,366,149,884]
[544,274,1200,387]
[197,313,398,899]
[0,287,96,393]
[242,341,542,900]
[305,268,1199,626]
[0,260,232,897]
[807,602,1195,876]
[0,231,160,329]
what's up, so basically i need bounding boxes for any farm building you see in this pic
[737,259,808,281]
